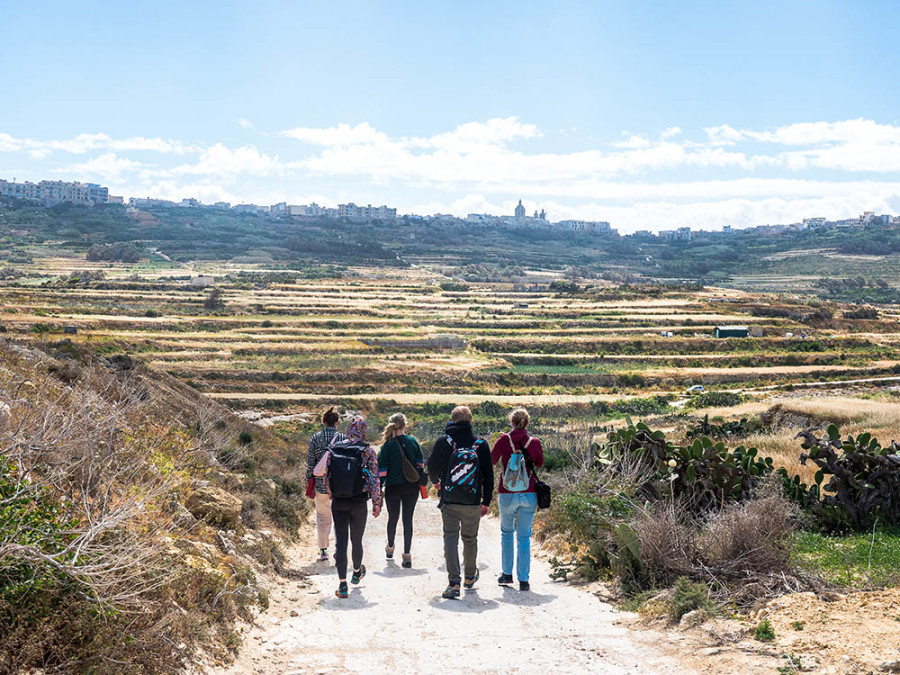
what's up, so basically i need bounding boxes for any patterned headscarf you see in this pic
[347,416,367,443]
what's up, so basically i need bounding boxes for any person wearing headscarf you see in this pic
[318,415,382,599]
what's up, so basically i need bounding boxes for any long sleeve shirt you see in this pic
[491,428,544,494]
[306,426,346,494]
[378,435,425,487]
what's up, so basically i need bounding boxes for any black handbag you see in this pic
[520,439,552,510]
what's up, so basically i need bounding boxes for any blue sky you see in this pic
[2,0,899,231]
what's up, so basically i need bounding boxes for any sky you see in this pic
[1,0,899,232]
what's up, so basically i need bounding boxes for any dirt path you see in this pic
[215,499,684,674]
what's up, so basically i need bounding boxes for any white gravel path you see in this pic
[216,496,685,674]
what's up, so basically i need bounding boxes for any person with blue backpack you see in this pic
[427,405,494,599]
[491,407,544,592]
[316,415,382,599]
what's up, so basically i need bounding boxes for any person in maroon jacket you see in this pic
[490,407,544,591]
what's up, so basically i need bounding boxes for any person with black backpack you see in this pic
[427,405,494,599]
[377,412,425,568]
[491,407,544,592]
[318,415,382,599]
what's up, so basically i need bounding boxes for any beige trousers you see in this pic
[315,492,333,549]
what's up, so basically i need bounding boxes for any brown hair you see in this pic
[322,407,340,427]
[380,412,407,445]
[450,405,472,423]
[509,407,530,430]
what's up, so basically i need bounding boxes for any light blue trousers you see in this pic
[499,492,538,582]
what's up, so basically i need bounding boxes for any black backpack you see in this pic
[329,441,368,498]
[442,436,485,503]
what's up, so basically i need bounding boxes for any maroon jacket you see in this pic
[491,428,544,494]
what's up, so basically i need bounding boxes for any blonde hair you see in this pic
[509,407,530,429]
[380,412,407,445]
[450,405,472,423]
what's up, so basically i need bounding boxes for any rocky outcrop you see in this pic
[185,486,242,526]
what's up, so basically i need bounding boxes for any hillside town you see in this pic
[2,176,898,240]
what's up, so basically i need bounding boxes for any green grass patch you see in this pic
[791,527,900,587]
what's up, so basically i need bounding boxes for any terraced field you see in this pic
[2,260,900,413]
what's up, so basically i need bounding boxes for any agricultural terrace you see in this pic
[1,259,899,410]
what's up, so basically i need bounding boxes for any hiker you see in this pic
[491,407,544,591]
[316,415,382,599]
[427,405,493,599]
[377,413,425,568]
[305,407,346,562]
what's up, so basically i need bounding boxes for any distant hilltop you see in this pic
[2,177,898,239]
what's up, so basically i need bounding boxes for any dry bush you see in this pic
[632,502,698,587]
[629,485,801,606]
[0,342,264,672]
[700,486,796,577]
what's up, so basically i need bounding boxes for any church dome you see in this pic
[515,199,526,218]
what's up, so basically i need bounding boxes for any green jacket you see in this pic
[378,435,424,487]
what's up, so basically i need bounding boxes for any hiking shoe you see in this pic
[464,569,480,589]
[335,582,348,599]
[519,581,531,592]
[497,573,513,586]
[351,564,366,585]
[385,544,395,559]
[442,584,461,599]
[318,548,329,562]
[401,554,412,569]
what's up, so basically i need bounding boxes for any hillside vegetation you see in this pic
[0,338,307,673]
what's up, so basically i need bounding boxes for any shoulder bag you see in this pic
[520,438,552,510]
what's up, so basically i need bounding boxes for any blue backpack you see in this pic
[502,434,533,492]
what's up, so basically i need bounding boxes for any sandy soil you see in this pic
[213,499,683,675]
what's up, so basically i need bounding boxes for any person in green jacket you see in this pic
[377,413,424,568]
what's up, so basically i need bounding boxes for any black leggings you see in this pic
[332,497,368,580]
[385,481,419,555]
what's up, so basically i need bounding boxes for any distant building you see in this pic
[556,219,611,233]
[233,203,269,214]
[180,198,201,207]
[337,203,397,219]
[129,197,178,208]
[214,201,231,209]
[515,200,526,218]
[714,325,749,338]
[1,179,110,204]
[270,202,288,215]
[190,275,216,287]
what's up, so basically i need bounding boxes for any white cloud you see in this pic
[168,144,282,177]
[5,117,900,232]
[280,122,388,146]
[0,132,197,156]
[54,153,147,180]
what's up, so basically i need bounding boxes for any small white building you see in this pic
[190,275,216,287]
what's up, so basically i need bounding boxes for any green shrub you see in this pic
[603,420,774,513]
[780,424,900,531]
[684,391,745,409]
[667,577,714,622]
[754,619,776,642]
